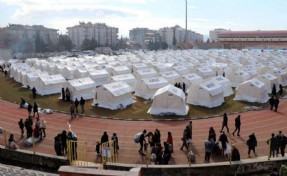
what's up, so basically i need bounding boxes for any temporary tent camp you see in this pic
[111,73,137,90]
[160,70,181,84]
[67,77,97,101]
[36,74,67,95]
[148,84,189,116]
[111,66,131,76]
[272,69,287,86]
[234,78,269,103]
[186,80,224,108]
[135,76,169,100]
[256,73,279,93]
[209,76,233,97]
[93,81,134,110]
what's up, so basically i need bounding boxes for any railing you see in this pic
[101,140,117,164]
[67,140,88,166]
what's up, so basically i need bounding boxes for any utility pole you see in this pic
[184,0,188,43]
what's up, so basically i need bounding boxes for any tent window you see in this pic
[168,94,173,96]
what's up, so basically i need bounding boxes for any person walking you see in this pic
[167,131,173,154]
[32,87,37,99]
[138,130,147,156]
[180,126,190,150]
[280,134,287,157]
[275,131,283,156]
[74,98,79,113]
[70,102,76,119]
[209,127,216,142]
[188,120,193,140]
[18,118,24,138]
[267,133,278,158]
[247,133,257,157]
[274,96,280,112]
[33,102,39,118]
[27,103,32,116]
[40,118,46,138]
[219,131,229,156]
[220,113,229,133]
[111,133,119,154]
[232,115,241,136]
[65,88,70,101]
[204,135,215,163]
[269,96,275,111]
[79,97,85,114]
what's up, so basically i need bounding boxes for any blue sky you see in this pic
[0,0,287,38]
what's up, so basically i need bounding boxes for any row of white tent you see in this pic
[2,49,287,115]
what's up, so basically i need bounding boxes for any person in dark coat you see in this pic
[247,133,257,157]
[138,130,147,156]
[61,87,65,100]
[33,102,39,118]
[96,142,101,156]
[162,142,171,164]
[219,131,229,156]
[182,82,186,93]
[275,131,283,155]
[154,129,161,144]
[54,134,62,156]
[27,103,32,116]
[279,84,284,96]
[231,144,240,161]
[269,96,275,111]
[274,96,279,112]
[32,87,37,99]
[61,130,67,155]
[280,134,287,157]
[204,135,215,163]
[74,98,79,113]
[79,97,85,113]
[232,115,241,136]
[20,98,26,108]
[65,88,70,101]
[209,127,216,142]
[220,113,229,133]
[180,126,190,150]
[271,84,277,96]
[18,118,24,138]
[111,133,119,154]
[267,133,278,158]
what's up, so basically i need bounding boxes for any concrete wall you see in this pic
[0,146,68,171]
[105,156,287,176]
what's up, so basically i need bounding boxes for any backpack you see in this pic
[134,132,142,143]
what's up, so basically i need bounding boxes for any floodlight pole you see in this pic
[185,0,188,43]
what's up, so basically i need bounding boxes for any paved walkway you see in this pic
[0,98,287,165]
[0,163,58,176]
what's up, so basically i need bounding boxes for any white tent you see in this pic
[111,66,131,76]
[132,63,148,72]
[88,69,110,86]
[272,69,287,86]
[186,80,224,108]
[111,73,137,90]
[67,77,97,101]
[194,67,215,80]
[134,68,158,79]
[160,70,181,84]
[226,70,252,87]
[209,76,233,97]
[182,73,203,92]
[135,76,169,100]
[234,78,269,103]
[36,74,67,95]
[148,84,189,116]
[94,81,134,110]
[26,71,49,88]
[62,66,77,80]
[256,73,279,93]
[173,65,190,75]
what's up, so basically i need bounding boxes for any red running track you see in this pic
[0,98,287,164]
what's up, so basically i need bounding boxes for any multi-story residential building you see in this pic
[159,26,203,47]
[67,22,118,50]
[129,28,157,45]
[209,28,229,42]
[0,24,58,51]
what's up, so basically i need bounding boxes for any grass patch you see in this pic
[0,74,261,120]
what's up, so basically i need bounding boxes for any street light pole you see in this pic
[185,0,188,43]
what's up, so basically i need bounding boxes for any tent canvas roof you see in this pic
[68,77,97,91]
[260,73,277,80]
[200,80,223,96]
[111,73,136,82]
[142,77,169,89]
[103,81,134,96]
[245,78,265,88]
[40,74,66,85]
[182,73,202,82]
[153,84,185,101]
